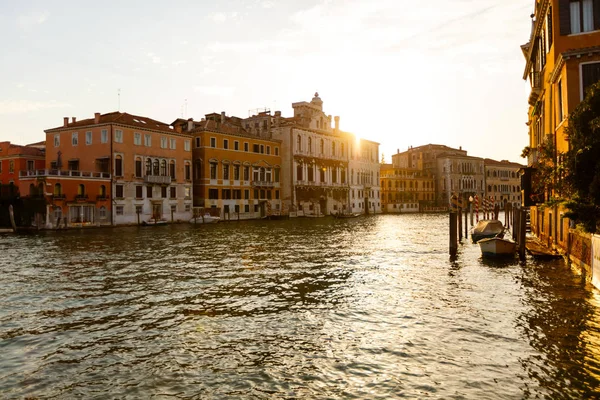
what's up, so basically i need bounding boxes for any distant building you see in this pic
[483,159,524,208]
[436,153,485,208]
[40,112,193,227]
[380,162,435,213]
[272,93,380,216]
[0,141,45,195]
[172,112,282,220]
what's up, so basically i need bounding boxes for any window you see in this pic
[136,186,143,198]
[170,187,176,198]
[320,139,324,154]
[223,164,230,180]
[185,162,191,180]
[210,162,217,179]
[582,62,600,98]
[234,141,239,151]
[171,204,177,213]
[267,146,271,155]
[99,185,106,198]
[210,137,216,148]
[244,189,249,199]
[54,134,60,147]
[7,160,13,174]
[244,166,249,181]
[99,206,107,220]
[194,161,201,180]
[558,78,564,123]
[144,134,151,147]
[136,205,143,214]
[134,132,142,145]
[184,140,190,151]
[115,130,123,143]
[160,160,167,176]
[54,183,62,197]
[332,142,336,156]
[260,144,264,154]
[147,186,153,198]
[101,130,108,143]
[224,139,229,149]
[297,135,302,151]
[161,137,167,149]
[146,159,152,175]
[195,137,200,148]
[234,165,240,180]
[275,147,279,156]
[569,0,595,34]
[86,131,92,145]
[209,188,219,199]
[72,132,78,146]
[244,142,249,152]
[135,157,142,177]
[170,138,176,149]
[170,160,176,179]
[253,144,259,153]
[275,168,280,182]
[115,155,123,176]
[27,160,34,171]
[153,159,159,175]
[116,206,124,216]
[297,164,303,181]
[161,186,167,198]
[308,137,312,153]
[116,184,124,198]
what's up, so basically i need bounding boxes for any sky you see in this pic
[0,0,533,164]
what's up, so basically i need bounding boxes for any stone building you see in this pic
[483,159,524,208]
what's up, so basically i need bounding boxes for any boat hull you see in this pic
[478,238,516,257]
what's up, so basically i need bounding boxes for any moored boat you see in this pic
[332,212,361,219]
[471,220,504,243]
[478,237,517,257]
[189,214,220,224]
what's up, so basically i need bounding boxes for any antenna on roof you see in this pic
[118,88,121,111]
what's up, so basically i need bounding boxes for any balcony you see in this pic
[19,169,111,179]
[252,180,275,188]
[144,175,172,185]
[528,71,542,106]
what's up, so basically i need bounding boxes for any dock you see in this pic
[525,236,562,259]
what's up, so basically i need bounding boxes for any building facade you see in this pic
[380,163,435,213]
[436,154,485,208]
[484,159,524,208]
[0,141,45,193]
[42,112,193,227]
[522,0,600,248]
[173,112,282,220]
[349,138,381,214]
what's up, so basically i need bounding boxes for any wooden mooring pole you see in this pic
[464,203,468,239]
[450,212,458,257]
[519,209,527,261]
[458,204,463,241]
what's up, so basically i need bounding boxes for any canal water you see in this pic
[1,214,600,399]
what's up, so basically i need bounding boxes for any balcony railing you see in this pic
[528,71,542,106]
[252,180,275,188]
[19,169,111,179]
[144,175,172,185]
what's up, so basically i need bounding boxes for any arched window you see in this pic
[54,183,62,197]
[153,159,160,175]
[29,183,35,196]
[160,160,167,176]
[146,158,152,175]
[99,185,106,197]
[185,162,191,181]
[78,184,85,197]
[260,167,266,181]
[169,160,176,179]
[115,155,123,176]
[194,161,202,180]
[297,164,303,181]
[99,206,107,220]
[297,135,302,151]
[135,157,142,177]
[488,185,492,192]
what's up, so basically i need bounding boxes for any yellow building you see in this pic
[522,0,600,249]
[484,159,525,208]
[380,163,435,213]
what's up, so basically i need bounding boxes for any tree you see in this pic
[563,81,600,232]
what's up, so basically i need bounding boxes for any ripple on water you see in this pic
[1,215,600,398]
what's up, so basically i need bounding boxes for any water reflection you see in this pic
[1,215,599,398]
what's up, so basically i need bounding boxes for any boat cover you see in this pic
[473,220,504,235]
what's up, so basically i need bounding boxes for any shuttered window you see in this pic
[560,0,600,34]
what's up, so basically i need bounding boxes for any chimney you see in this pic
[187,118,194,132]
[221,111,226,124]
[334,116,340,130]
[71,117,76,123]
[94,113,100,124]
[63,117,69,127]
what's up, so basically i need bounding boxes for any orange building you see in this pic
[39,112,193,227]
[522,0,600,249]
[0,141,45,196]
[172,112,282,219]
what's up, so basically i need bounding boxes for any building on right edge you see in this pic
[521,0,600,249]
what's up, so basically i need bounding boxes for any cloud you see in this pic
[0,100,71,115]
[208,12,239,23]
[193,86,235,97]
[17,12,48,30]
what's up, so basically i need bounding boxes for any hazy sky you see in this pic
[0,0,532,163]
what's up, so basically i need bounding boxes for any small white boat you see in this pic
[189,214,220,224]
[478,237,517,257]
[471,220,504,243]
[142,218,168,226]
